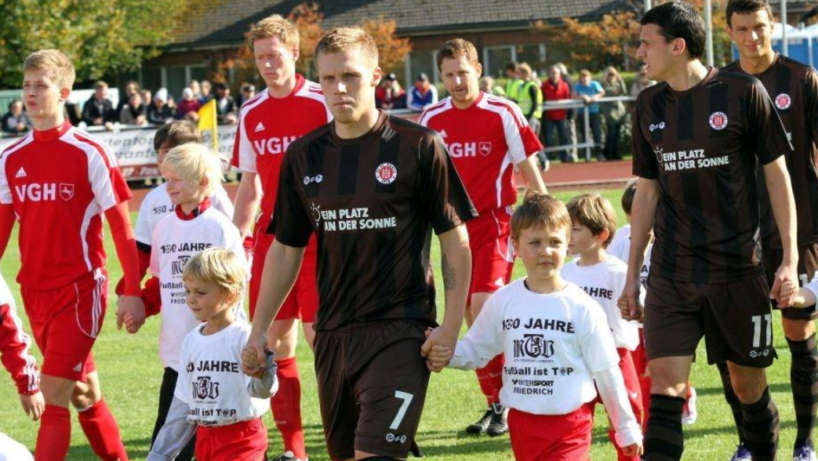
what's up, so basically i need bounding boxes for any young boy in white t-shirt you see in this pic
[561,192,643,461]
[428,193,642,461]
[123,143,246,461]
[175,248,276,460]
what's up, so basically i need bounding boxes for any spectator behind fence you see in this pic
[556,62,579,160]
[175,88,202,121]
[200,80,212,104]
[630,65,655,97]
[236,83,256,108]
[504,62,522,101]
[115,81,140,121]
[119,92,147,126]
[541,65,574,163]
[2,100,32,135]
[601,66,627,160]
[408,73,438,111]
[189,80,202,100]
[572,69,605,161]
[479,76,506,97]
[375,73,407,110]
[82,80,117,130]
[214,83,237,125]
[148,88,175,125]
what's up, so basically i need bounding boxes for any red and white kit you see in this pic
[0,273,39,396]
[0,122,131,380]
[232,74,331,319]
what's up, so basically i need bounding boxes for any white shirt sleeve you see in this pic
[211,185,235,221]
[449,294,504,370]
[592,365,643,448]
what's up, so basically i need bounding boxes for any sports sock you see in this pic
[475,354,503,406]
[36,404,71,461]
[271,356,306,459]
[741,386,779,461]
[716,361,747,445]
[788,334,818,448]
[643,394,685,461]
[77,399,129,461]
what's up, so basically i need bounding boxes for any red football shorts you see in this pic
[22,269,107,382]
[508,404,593,461]
[195,418,268,461]
[465,207,515,300]
[249,226,318,323]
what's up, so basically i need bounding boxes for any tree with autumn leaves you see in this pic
[543,0,733,72]
[228,2,412,87]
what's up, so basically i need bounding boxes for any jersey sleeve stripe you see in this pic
[71,130,119,168]
[0,136,34,205]
[418,99,450,126]
[486,96,527,128]
[62,134,121,210]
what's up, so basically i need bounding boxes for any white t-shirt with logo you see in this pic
[561,256,639,350]
[449,280,619,415]
[149,207,245,370]
[135,183,234,245]
[175,320,275,426]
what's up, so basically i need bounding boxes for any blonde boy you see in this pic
[561,192,642,461]
[174,248,277,460]
[0,49,144,461]
[429,193,642,460]
[139,144,246,461]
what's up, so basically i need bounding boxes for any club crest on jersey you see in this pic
[479,142,492,156]
[59,183,74,201]
[375,162,397,185]
[709,112,728,130]
[775,93,792,110]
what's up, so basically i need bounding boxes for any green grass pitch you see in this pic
[0,188,803,460]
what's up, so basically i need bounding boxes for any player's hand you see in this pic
[778,279,798,308]
[421,326,458,372]
[427,345,453,372]
[19,391,45,421]
[621,443,643,457]
[771,262,798,308]
[242,333,268,378]
[617,278,644,322]
[116,295,146,334]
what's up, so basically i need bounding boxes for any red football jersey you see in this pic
[231,74,331,219]
[0,122,131,289]
[419,92,542,212]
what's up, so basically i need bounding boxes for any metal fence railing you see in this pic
[542,95,637,161]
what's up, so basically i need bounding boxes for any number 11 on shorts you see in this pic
[751,314,772,349]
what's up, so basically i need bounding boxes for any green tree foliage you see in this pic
[0,0,217,88]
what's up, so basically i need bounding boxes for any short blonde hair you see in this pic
[183,248,246,300]
[248,14,299,49]
[314,27,378,68]
[566,193,618,247]
[511,192,572,241]
[23,49,75,90]
[436,38,479,70]
[160,143,223,197]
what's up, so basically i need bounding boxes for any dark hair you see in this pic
[726,0,774,27]
[641,1,706,60]
[511,192,571,241]
[622,179,638,216]
[153,120,202,151]
[436,38,479,71]
[505,62,519,72]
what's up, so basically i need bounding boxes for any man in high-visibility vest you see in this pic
[517,63,546,171]
[504,62,522,102]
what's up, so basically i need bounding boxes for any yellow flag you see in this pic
[197,99,218,151]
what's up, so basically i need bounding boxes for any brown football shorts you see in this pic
[643,273,777,367]
[314,320,431,460]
